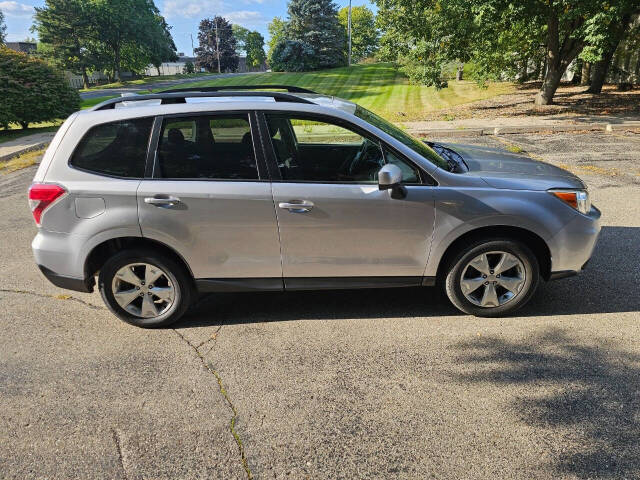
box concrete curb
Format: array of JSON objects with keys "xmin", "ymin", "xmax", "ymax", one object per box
[
  {"xmin": 408, "ymin": 122, "xmax": 640, "ymax": 138},
  {"xmin": 0, "ymin": 142, "xmax": 50, "ymax": 163}
]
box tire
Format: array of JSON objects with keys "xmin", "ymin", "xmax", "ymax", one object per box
[
  {"xmin": 444, "ymin": 238, "xmax": 540, "ymax": 317},
  {"xmin": 98, "ymin": 248, "xmax": 193, "ymax": 328}
]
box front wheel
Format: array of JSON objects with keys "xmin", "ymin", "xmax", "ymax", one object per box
[
  {"xmin": 445, "ymin": 239, "xmax": 540, "ymax": 317},
  {"xmin": 98, "ymin": 249, "xmax": 193, "ymax": 328}
]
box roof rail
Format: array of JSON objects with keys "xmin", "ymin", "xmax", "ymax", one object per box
[
  {"xmin": 90, "ymin": 91, "xmax": 315, "ymax": 111},
  {"xmin": 160, "ymin": 85, "xmax": 317, "ymax": 94}
]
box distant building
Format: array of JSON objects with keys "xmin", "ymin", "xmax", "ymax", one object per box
[
  {"xmin": 5, "ymin": 42, "xmax": 37, "ymax": 54},
  {"xmin": 144, "ymin": 52, "xmax": 267, "ymax": 77},
  {"xmin": 144, "ymin": 53, "xmax": 200, "ymax": 76}
]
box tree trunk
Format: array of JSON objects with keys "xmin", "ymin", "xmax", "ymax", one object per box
[
  {"xmin": 587, "ymin": 13, "xmax": 632, "ymax": 94},
  {"xmin": 535, "ymin": 62, "xmax": 564, "ymax": 105},
  {"xmin": 19, "ymin": 121, "xmax": 29, "ymax": 129},
  {"xmin": 535, "ymin": 11, "xmax": 584, "ymax": 105},
  {"xmin": 456, "ymin": 63, "xmax": 464, "ymax": 81},
  {"xmin": 81, "ymin": 67, "xmax": 89, "ymax": 90},
  {"xmin": 114, "ymin": 46, "xmax": 121, "ymax": 82},
  {"xmin": 581, "ymin": 62, "xmax": 591, "ymax": 85},
  {"xmin": 623, "ymin": 49, "xmax": 632, "ymax": 82},
  {"xmin": 572, "ymin": 59, "xmax": 583, "ymax": 84},
  {"xmin": 520, "ymin": 57, "xmax": 529, "ymax": 82}
]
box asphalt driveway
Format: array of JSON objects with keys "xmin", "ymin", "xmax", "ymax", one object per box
[{"xmin": 1, "ymin": 132, "xmax": 639, "ymax": 479}]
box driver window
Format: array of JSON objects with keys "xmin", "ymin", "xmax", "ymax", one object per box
[{"xmin": 265, "ymin": 114, "xmax": 384, "ymax": 183}]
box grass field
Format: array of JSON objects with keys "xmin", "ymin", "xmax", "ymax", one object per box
[
  {"xmin": 161, "ymin": 63, "xmax": 515, "ymax": 121},
  {"xmin": 1, "ymin": 63, "xmax": 514, "ymax": 140}
]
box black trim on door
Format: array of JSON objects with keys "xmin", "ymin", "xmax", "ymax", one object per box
[
  {"xmin": 194, "ymin": 276, "xmax": 437, "ymax": 292},
  {"xmin": 196, "ymin": 278, "xmax": 284, "ymax": 293},
  {"xmin": 146, "ymin": 116, "xmax": 163, "ymax": 178}
]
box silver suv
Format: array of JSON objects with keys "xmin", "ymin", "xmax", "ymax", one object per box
[{"xmin": 29, "ymin": 86, "xmax": 601, "ymax": 327}]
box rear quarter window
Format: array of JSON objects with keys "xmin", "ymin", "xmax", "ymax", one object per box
[{"xmin": 70, "ymin": 118, "xmax": 153, "ymax": 178}]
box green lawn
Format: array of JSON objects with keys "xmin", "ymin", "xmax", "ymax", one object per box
[
  {"xmin": 3, "ymin": 63, "xmax": 513, "ymax": 142},
  {"xmin": 160, "ymin": 63, "xmax": 514, "ymax": 121}
]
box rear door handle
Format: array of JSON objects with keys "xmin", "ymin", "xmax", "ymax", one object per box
[
  {"xmin": 278, "ymin": 200, "xmax": 314, "ymax": 213},
  {"xmin": 144, "ymin": 195, "xmax": 181, "ymax": 208}
]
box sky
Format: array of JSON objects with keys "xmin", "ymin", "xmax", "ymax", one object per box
[{"xmin": 1, "ymin": 0, "xmax": 375, "ymax": 56}]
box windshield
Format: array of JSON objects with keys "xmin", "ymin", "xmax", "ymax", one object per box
[{"xmin": 354, "ymin": 105, "xmax": 449, "ymax": 171}]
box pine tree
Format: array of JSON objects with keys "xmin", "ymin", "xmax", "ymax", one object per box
[{"xmin": 286, "ymin": 0, "xmax": 345, "ymax": 69}]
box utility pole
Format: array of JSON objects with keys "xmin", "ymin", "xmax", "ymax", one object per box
[
  {"xmin": 190, "ymin": 33, "xmax": 194, "ymax": 57},
  {"xmin": 214, "ymin": 17, "xmax": 221, "ymax": 74},
  {"xmin": 347, "ymin": 0, "xmax": 352, "ymax": 67}
]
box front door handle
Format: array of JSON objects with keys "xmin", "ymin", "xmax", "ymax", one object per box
[
  {"xmin": 278, "ymin": 200, "xmax": 314, "ymax": 213},
  {"xmin": 144, "ymin": 195, "xmax": 181, "ymax": 208}
]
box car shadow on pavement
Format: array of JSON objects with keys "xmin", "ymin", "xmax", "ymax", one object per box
[
  {"xmin": 451, "ymin": 327, "xmax": 640, "ymax": 478},
  {"xmin": 177, "ymin": 226, "xmax": 639, "ymax": 328}
]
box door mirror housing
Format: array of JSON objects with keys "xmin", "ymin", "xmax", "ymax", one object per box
[
  {"xmin": 378, "ymin": 164, "xmax": 407, "ymax": 200},
  {"xmin": 378, "ymin": 164, "xmax": 403, "ymax": 190}
]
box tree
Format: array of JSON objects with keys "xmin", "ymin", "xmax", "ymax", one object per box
[
  {"xmin": 270, "ymin": 39, "xmax": 317, "ymax": 72},
  {"xmin": 0, "ymin": 9, "xmax": 6, "ymax": 45},
  {"xmin": 146, "ymin": 15, "xmax": 178, "ymax": 75},
  {"xmin": 338, "ymin": 5, "xmax": 379, "ymax": 63},
  {"xmin": 286, "ymin": 0, "xmax": 345, "ymax": 68},
  {"xmin": 0, "ymin": 46, "xmax": 80, "ymax": 129},
  {"xmin": 267, "ymin": 17, "xmax": 288, "ymax": 64},
  {"xmin": 245, "ymin": 31, "xmax": 266, "ymax": 68},
  {"xmin": 34, "ymin": 0, "xmax": 97, "ymax": 89},
  {"xmin": 195, "ymin": 16, "xmax": 239, "ymax": 73},
  {"xmin": 232, "ymin": 24, "xmax": 251, "ymax": 54},
  {"xmin": 375, "ymin": 0, "xmax": 639, "ymax": 105},
  {"xmin": 581, "ymin": 5, "xmax": 640, "ymax": 94},
  {"xmin": 87, "ymin": 0, "xmax": 171, "ymax": 81}
]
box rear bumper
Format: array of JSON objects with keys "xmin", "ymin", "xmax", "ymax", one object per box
[{"xmin": 37, "ymin": 265, "xmax": 94, "ymax": 293}]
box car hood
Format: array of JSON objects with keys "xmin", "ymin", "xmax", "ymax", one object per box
[{"xmin": 445, "ymin": 143, "xmax": 586, "ymax": 191}]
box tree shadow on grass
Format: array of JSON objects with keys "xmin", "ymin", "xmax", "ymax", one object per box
[{"xmin": 452, "ymin": 328, "xmax": 640, "ymax": 478}]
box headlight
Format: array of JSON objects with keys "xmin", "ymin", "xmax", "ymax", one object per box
[{"xmin": 549, "ymin": 189, "xmax": 591, "ymax": 214}]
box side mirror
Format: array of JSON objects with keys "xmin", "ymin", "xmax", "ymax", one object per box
[
  {"xmin": 378, "ymin": 164, "xmax": 407, "ymax": 199},
  {"xmin": 378, "ymin": 164, "xmax": 403, "ymax": 190}
]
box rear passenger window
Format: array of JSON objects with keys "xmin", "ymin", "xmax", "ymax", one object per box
[
  {"xmin": 70, "ymin": 118, "xmax": 153, "ymax": 178},
  {"xmin": 157, "ymin": 114, "xmax": 258, "ymax": 180}
]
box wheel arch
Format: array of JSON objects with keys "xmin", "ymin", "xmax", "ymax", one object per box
[
  {"xmin": 435, "ymin": 225, "xmax": 552, "ymax": 282},
  {"xmin": 85, "ymin": 237, "xmax": 195, "ymax": 284}
]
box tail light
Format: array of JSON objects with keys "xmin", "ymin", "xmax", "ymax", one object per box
[{"xmin": 28, "ymin": 183, "xmax": 66, "ymax": 226}]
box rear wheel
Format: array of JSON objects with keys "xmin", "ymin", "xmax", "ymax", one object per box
[
  {"xmin": 445, "ymin": 239, "xmax": 540, "ymax": 317},
  {"xmin": 98, "ymin": 249, "xmax": 192, "ymax": 328}
]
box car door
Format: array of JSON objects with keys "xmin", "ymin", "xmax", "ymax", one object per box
[
  {"xmin": 137, "ymin": 112, "xmax": 282, "ymax": 287},
  {"xmin": 259, "ymin": 112, "xmax": 436, "ymax": 287}
]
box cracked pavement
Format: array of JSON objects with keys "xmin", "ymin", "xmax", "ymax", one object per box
[{"xmin": 1, "ymin": 132, "xmax": 640, "ymax": 479}]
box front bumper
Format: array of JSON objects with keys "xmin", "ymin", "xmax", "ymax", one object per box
[{"xmin": 548, "ymin": 205, "xmax": 601, "ymax": 279}]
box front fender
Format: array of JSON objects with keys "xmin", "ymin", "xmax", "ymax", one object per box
[{"xmin": 424, "ymin": 187, "xmax": 572, "ymax": 277}]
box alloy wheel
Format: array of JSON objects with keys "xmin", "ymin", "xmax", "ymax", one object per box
[
  {"xmin": 460, "ymin": 251, "xmax": 526, "ymax": 308},
  {"xmin": 111, "ymin": 263, "xmax": 175, "ymax": 318}
]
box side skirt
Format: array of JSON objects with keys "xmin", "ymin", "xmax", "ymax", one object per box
[{"xmin": 195, "ymin": 276, "xmax": 437, "ymax": 293}]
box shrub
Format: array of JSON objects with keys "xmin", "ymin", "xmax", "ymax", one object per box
[
  {"xmin": 183, "ymin": 61, "xmax": 195, "ymax": 74},
  {"xmin": 269, "ymin": 40, "xmax": 318, "ymax": 72},
  {"xmin": 0, "ymin": 46, "xmax": 80, "ymax": 129}
]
